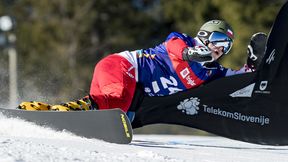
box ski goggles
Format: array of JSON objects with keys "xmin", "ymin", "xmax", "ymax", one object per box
[{"xmin": 208, "ymin": 32, "xmax": 233, "ymax": 54}]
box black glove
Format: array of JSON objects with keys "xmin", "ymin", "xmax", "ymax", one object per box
[
  {"xmin": 182, "ymin": 46, "xmax": 213, "ymax": 63},
  {"xmin": 247, "ymin": 32, "xmax": 267, "ymax": 70}
]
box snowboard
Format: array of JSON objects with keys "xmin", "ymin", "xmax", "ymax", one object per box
[{"xmin": 0, "ymin": 108, "xmax": 133, "ymax": 144}]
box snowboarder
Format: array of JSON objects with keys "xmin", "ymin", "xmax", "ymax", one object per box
[{"xmin": 19, "ymin": 20, "xmax": 266, "ymax": 115}]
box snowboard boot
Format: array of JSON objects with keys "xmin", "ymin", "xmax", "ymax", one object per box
[
  {"xmin": 18, "ymin": 101, "xmax": 51, "ymax": 111},
  {"xmin": 247, "ymin": 32, "xmax": 268, "ymax": 71},
  {"xmin": 51, "ymin": 95, "xmax": 98, "ymax": 111}
]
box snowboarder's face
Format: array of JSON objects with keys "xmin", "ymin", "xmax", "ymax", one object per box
[{"xmin": 207, "ymin": 43, "xmax": 224, "ymax": 60}]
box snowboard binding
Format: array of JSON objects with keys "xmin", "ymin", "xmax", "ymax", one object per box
[
  {"xmin": 18, "ymin": 101, "xmax": 51, "ymax": 111},
  {"xmin": 18, "ymin": 96, "xmax": 97, "ymax": 111}
]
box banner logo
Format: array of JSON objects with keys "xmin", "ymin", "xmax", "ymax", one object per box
[
  {"xmin": 266, "ymin": 49, "xmax": 275, "ymax": 64},
  {"xmin": 254, "ymin": 80, "xmax": 270, "ymax": 94},
  {"xmin": 177, "ymin": 97, "xmax": 270, "ymax": 126},
  {"xmin": 177, "ymin": 97, "xmax": 200, "ymax": 115},
  {"xmin": 259, "ymin": 81, "xmax": 268, "ymax": 91},
  {"xmin": 230, "ymin": 83, "xmax": 255, "ymax": 97}
]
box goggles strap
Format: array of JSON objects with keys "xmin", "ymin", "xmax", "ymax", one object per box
[{"xmin": 198, "ymin": 37, "xmax": 210, "ymax": 46}]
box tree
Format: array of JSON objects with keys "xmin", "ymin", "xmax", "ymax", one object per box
[
  {"xmin": 160, "ymin": 0, "xmax": 282, "ymax": 68},
  {"xmin": 10, "ymin": 0, "xmax": 160, "ymax": 103}
]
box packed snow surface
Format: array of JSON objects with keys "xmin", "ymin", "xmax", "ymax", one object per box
[{"xmin": 1, "ymin": 113, "xmax": 288, "ymax": 162}]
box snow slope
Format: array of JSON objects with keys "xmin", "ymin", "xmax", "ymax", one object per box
[{"xmin": 1, "ymin": 113, "xmax": 288, "ymax": 162}]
